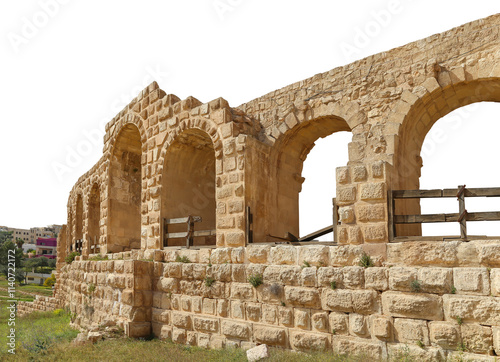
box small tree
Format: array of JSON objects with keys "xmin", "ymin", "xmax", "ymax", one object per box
[
  {"xmin": 44, "ymin": 274, "xmax": 56, "ymax": 287},
  {"xmin": 0, "ymin": 241, "xmax": 24, "ymax": 277}
]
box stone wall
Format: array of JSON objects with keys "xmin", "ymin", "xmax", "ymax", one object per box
[
  {"xmin": 49, "ymin": 242, "xmax": 499, "ymax": 360},
  {"xmin": 41, "ymin": 13, "xmax": 500, "ymax": 361}
]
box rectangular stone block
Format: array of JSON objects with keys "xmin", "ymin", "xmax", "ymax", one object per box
[
  {"xmin": 365, "ymin": 268, "xmax": 388, "ymax": 291},
  {"xmin": 284, "ymin": 286, "xmax": 321, "ymax": 308},
  {"xmin": 394, "ymin": 318, "xmax": 429, "ymax": 345},
  {"xmin": 193, "ymin": 316, "xmax": 219, "ymax": 333},
  {"xmin": 418, "ymin": 268, "xmax": 453, "ymax": 294},
  {"xmin": 461, "ymin": 324, "xmax": 493, "ymax": 354},
  {"xmin": 453, "ymin": 267, "xmax": 490, "ymax": 295},
  {"xmin": 270, "ymin": 245, "xmax": 297, "ymax": 265},
  {"xmin": 382, "ymin": 291, "xmax": 443, "ymax": 320},
  {"xmin": 221, "ymin": 320, "xmax": 251, "ymax": 340},
  {"xmin": 253, "ymin": 324, "xmax": 287, "ymax": 346},
  {"xmin": 322, "ymin": 289, "xmax": 379, "ymax": 314},
  {"xmin": 290, "ymin": 330, "xmax": 330, "ymax": 352},
  {"xmin": 429, "ymin": 321, "xmax": 460, "ymax": 350},
  {"xmin": 332, "ymin": 336, "xmax": 382, "ymax": 360},
  {"xmin": 443, "ymin": 295, "xmax": 500, "ymax": 325},
  {"xmin": 389, "ymin": 267, "xmax": 418, "ymax": 292}
]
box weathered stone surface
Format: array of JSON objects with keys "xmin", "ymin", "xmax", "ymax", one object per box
[
  {"xmin": 298, "ymin": 245, "xmax": 329, "ymax": 267},
  {"xmin": 290, "ymin": 331, "xmax": 330, "ymax": 351},
  {"xmin": 371, "ymin": 315, "xmax": 392, "ymax": 340},
  {"xmin": 246, "ymin": 344, "xmax": 269, "ymax": 362},
  {"xmin": 418, "ymin": 268, "xmax": 453, "ymax": 294},
  {"xmin": 387, "ymin": 344, "xmax": 444, "ymax": 362},
  {"xmin": 322, "ymin": 289, "xmax": 379, "ymax": 314},
  {"xmin": 461, "ymin": 324, "xmax": 493, "ymax": 355},
  {"xmin": 332, "ymin": 336, "xmax": 383, "ymax": 360},
  {"xmin": 443, "ymin": 295, "xmax": 500, "ymax": 325},
  {"xmin": 429, "ymin": 321, "xmax": 460, "ymax": 350},
  {"xmin": 387, "ymin": 241, "xmax": 459, "ymax": 266},
  {"xmin": 394, "ymin": 318, "xmax": 429, "ymax": 345},
  {"xmin": 284, "ymin": 286, "xmax": 320, "ymax": 308},
  {"xmin": 193, "ymin": 316, "xmax": 219, "ymax": 333},
  {"xmin": 247, "ymin": 245, "xmax": 271, "ymax": 264},
  {"xmin": 349, "ymin": 313, "xmax": 368, "ymax": 337},
  {"xmin": 382, "ymin": 292, "xmax": 443, "ymax": 320},
  {"xmin": 317, "ymin": 267, "xmax": 343, "ymax": 288},
  {"xmin": 388, "ymin": 267, "xmax": 418, "ymax": 292},
  {"xmin": 453, "ymin": 267, "xmax": 490, "ymax": 295},
  {"xmin": 329, "ymin": 311, "xmax": 349, "ymax": 335},
  {"xmin": 365, "ymin": 267, "xmax": 388, "ymax": 291},
  {"xmin": 270, "ymin": 245, "xmax": 297, "ymax": 265},
  {"xmin": 253, "ymin": 325, "xmax": 286, "ymax": 346},
  {"xmin": 221, "ymin": 320, "xmax": 251, "ymax": 340},
  {"xmin": 342, "ymin": 266, "xmax": 364, "ymax": 289}
]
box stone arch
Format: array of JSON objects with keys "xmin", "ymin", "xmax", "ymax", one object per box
[
  {"xmin": 161, "ymin": 127, "xmax": 217, "ymax": 247},
  {"xmin": 105, "ymin": 113, "xmax": 147, "ymax": 155},
  {"xmin": 88, "ymin": 182, "xmax": 101, "ymax": 253},
  {"xmin": 264, "ymin": 115, "xmax": 352, "ymax": 240},
  {"xmin": 108, "ymin": 123, "xmax": 143, "ymax": 253},
  {"xmin": 393, "ymin": 76, "xmax": 500, "ymax": 236}
]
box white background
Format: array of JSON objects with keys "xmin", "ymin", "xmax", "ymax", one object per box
[{"xmin": 0, "ymin": 0, "xmax": 499, "ymax": 237}]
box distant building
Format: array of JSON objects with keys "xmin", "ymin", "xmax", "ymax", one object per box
[
  {"xmin": 35, "ymin": 237, "xmax": 57, "ymax": 259},
  {"xmin": 0, "ymin": 224, "xmax": 63, "ymax": 245},
  {"xmin": 22, "ymin": 243, "xmax": 37, "ymax": 254}
]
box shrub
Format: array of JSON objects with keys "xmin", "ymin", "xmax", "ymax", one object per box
[
  {"xmin": 248, "ymin": 273, "xmax": 263, "ymax": 288},
  {"xmin": 302, "ymin": 260, "xmax": 311, "ymax": 268},
  {"xmin": 358, "ymin": 252, "xmax": 374, "ymax": 268},
  {"xmin": 88, "ymin": 283, "xmax": 96, "ymax": 294},
  {"xmin": 410, "ymin": 279, "xmax": 421, "ymax": 292},
  {"xmin": 65, "ymin": 251, "xmax": 80, "ymax": 264},
  {"xmin": 456, "ymin": 316, "xmax": 463, "ymax": 325},
  {"xmin": 43, "ymin": 274, "xmax": 56, "ymax": 287},
  {"xmin": 89, "ymin": 254, "xmax": 108, "ymax": 261},
  {"xmin": 330, "ymin": 281, "xmax": 337, "ymax": 290},
  {"xmin": 175, "ymin": 255, "xmax": 190, "ymax": 263},
  {"xmin": 205, "ymin": 276, "xmax": 215, "ymax": 287}
]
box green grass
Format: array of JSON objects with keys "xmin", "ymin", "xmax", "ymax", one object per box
[{"xmin": 0, "ymin": 277, "xmax": 53, "ymax": 298}]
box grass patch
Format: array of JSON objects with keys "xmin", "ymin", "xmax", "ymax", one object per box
[
  {"xmin": 0, "ymin": 277, "xmax": 53, "ymax": 298},
  {"xmin": 247, "ymin": 273, "xmax": 263, "ymax": 288},
  {"xmin": 358, "ymin": 253, "xmax": 374, "ymax": 268},
  {"xmin": 175, "ymin": 256, "xmax": 191, "ymax": 263}
]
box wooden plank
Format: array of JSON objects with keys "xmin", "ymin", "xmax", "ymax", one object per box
[
  {"xmin": 394, "ymin": 211, "xmax": 500, "ymax": 224},
  {"xmin": 165, "ymin": 216, "xmax": 202, "ymax": 225},
  {"xmin": 192, "ymin": 230, "xmax": 217, "ymax": 237},
  {"xmin": 387, "ymin": 191, "xmax": 394, "ymax": 241},
  {"xmin": 458, "ymin": 185, "xmax": 467, "ymax": 239},
  {"xmin": 393, "ymin": 189, "xmax": 443, "ymax": 199},
  {"xmin": 246, "ymin": 206, "xmax": 252, "ymax": 245},
  {"xmin": 299, "ymin": 225, "xmax": 334, "ymax": 242},
  {"xmin": 393, "ymin": 187, "xmax": 500, "ymax": 199},
  {"xmin": 466, "ymin": 211, "xmax": 500, "ymax": 221},
  {"xmin": 165, "ymin": 232, "xmax": 188, "ymax": 239}
]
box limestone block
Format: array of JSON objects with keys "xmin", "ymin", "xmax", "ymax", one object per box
[
  {"xmin": 362, "ymin": 224, "xmax": 387, "ymax": 243},
  {"xmin": 359, "ymin": 182, "xmax": 385, "ymax": 201},
  {"xmin": 253, "ymin": 324, "xmax": 286, "ymax": 346},
  {"xmin": 388, "ymin": 267, "xmax": 418, "ymax": 292},
  {"xmin": 491, "ymin": 269, "xmax": 500, "ymax": 296},
  {"xmin": 156, "ymin": 278, "xmax": 178, "ymax": 294},
  {"xmin": 262, "ymin": 304, "xmax": 277, "ymax": 325},
  {"xmin": 322, "ymin": 289, "xmax": 379, "ymax": 314},
  {"xmin": 298, "ymin": 245, "xmax": 329, "ymax": 267},
  {"xmin": 294, "ymin": 308, "xmax": 310, "ymax": 330},
  {"xmin": 382, "ymin": 292, "xmax": 443, "ymax": 320},
  {"xmin": 209, "ymin": 334, "xmax": 226, "ymax": 349},
  {"xmin": 371, "ymin": 315, "xmax": 392, "ymax": 340},
  {"xmin": 342, "ymin": 266, "xmax": 364, "ymax": 289},
  {"xmin": 231, "ymin": 264, "xmax": 247, "ymax": 283},
  {"xmin": 300, "ymin": 267, "xmax": 317, "ymax": 287},
  {"xmin": 289, "ymin": 330, "xmax": 330, "ymax": 351},
  {"xmin": 245, "ymin": 302, "xmax": 261, "ymax": 322},
  {"xmin": 230, "ymin": 247, "xmax": 245, "ymax": 264},
  {"xmin": 336, "ymin": 167, "xmax": 350, "ymax": 185},
  {"xmin": 387, "ymin": 241, "xmax": 459, "ymax": 267},
  {"xmin": 339, "ymin": 206, "xmax": 355, "ymax": 224},
  {"xmin": 231, "ymin": 300, "xmax": 245, "ymax": 320},
  {"xmin": 349, "ymin": 313, "xmax": 368, "ymax": 337},
  {"xmin": 210, "ymin": 248, "xmax": 231, "ymax": 264},
  {"xmin": 217, "ymin": 299, "xmax": 229, "ymax": 317},
  {"xmin": 394, "ymin": 318, "xmax": 429, "ymax": 345},
  {"xmin": 311, "ymin": 311, "xmax": 329, "ymax": 332},
  {"xmin": 257, "ymin": 283, "xmax": 283, "ymax": 304},
  {"xmin": 443, "ymin": 294, "xmax": 500, "ymax": 325},
  {"xmin": 284, "ymin": 286, "xmax": 321, "ymax": 308},
  {"xmin": 171, "ymin": 312, "xmax": 192, "ymax": 330},
  {"xmin": 270, "ymin": 245, "xmax": 297, "ymax": 265},
  {"xmin": 493, "ymin": 326, "xmax": 500, "ymax": 356},
  {"xmin": 365, "ymin": 268, "xmax": 388, "ymax": 291},
  {"xmin": 418, "ymin": 268, "xmax": 453, "ymax": 294},
  {"xmin": 230, "ymin": 283, "xmax": 256, "ymax": 301},
  {"xmin": 332, "ymin": 336, "xmax": 383, "ymax": 360},
  {"xmin": 476, "ymin": 243, "xmax": 500, "ymax": 267},
  {"xmin": 329, "ymin": 312, "xmax": 349, "ymax": 335},
  {"xmin": 193, "ymin": 316, "xmax": 219, "ymax": 333},
  {"xmin": 278, "ymin": 306, "xmax": 294, "ymax": 327},
  {"xmin": 330, "ymin": 245, "xmax": 364, "ymax": 266},
  {"xmin": 263, "ymin": 266, "xmax": 281, "ymax": 284},
  {"xmin": 352, "ymin": 165, "xmax": 367, "ymax": 182},
  {"xmin": 164, "ymin": 263, "xmax": 182, "ymax": 278},
  {"xmin": 197, "ymin": 333, "xmax": 210, "ymax": 349},
  {"xmin": 453, "ymin": 268, "xmax": 490, "ymax": 295},
  {"xmin": 279, "ymin": 266, "xmax": 302, "ymax": 286},
  {"xmin": 212, "ymin": 264, "xmax": 232, "ymax": 282},
  {"xmin": 387, "ymin": 343, "xmax": 444, "ymax": 362},
  {"xmin": 356, "ymin": 204, "xmax": 386, "ymax": 222},
  {"xmin": 461, "ymin": 324, "xmax": 493, "ymax": 355},
  {"xmin": 247, "ymin": 245, "xmax": 271, "ymax": 264},
  {"xmin": 429, "ymin": 321, "xmax": 460, "ymax": 350},
  {"xmin": 246, "ymin": 344, "xmax": 269, "ymax": 362},
  {"xmin": 336, "ymin": 186, "xmax": 357, "ymax": 204},
  {"xmin": 317, "ymin": 267, "xmax": 344, "ymax": 288},
  {"xmin": 221, "ymin": 320, "xmax": 251, "ymax": 340},
  {"xmin": 202, "ymin": 298, "xmax": 216, "ymax": 315}
]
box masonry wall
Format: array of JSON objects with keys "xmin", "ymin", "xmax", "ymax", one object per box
[{"xmin": 30, "ymin": 12, "xmax": 500, "ymax": 361}]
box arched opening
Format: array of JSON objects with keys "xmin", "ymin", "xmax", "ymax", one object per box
[
  {"xmin": 161, "ymin": 129, "xmax": 216, "ymax": 247},
  {"xmin": 268, "ymin": 116, "xmax": 351, "ymax": 241},
  {"xmin": 300, "ymin": 132, "xmax": 351, "ymax": 241},
  {"xmin": 88, "ymin": 183, "xmax": 101, "ymax": 253},
  {"xmin": 395, "ymin": 78, "xmax": 500, "ymax": 237},
  {"xmin": 75, "ymin": 194, "xmax": 83, "ymax": 241},
  {"xmin": 109, "ymin": 124, "xmax": 142, "ymax": 252}
]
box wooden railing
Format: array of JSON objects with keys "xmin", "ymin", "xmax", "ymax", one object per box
[
  {"xmin": 389, "ymin": 185, "xmax": 500, "ymax": 241},
  {"xmin": 163, "ymin": 216, "xmax": 216, "ymax": 248}
]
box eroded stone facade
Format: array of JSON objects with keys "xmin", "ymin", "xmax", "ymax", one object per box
[{"xmin": 20, "ymin": 14, "xmax": 500, "ymax": 361}]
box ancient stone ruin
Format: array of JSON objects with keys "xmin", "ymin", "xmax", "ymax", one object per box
[{"xmin": 19, "ymin": 14, "xmax": 500, "ymax": 361}]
